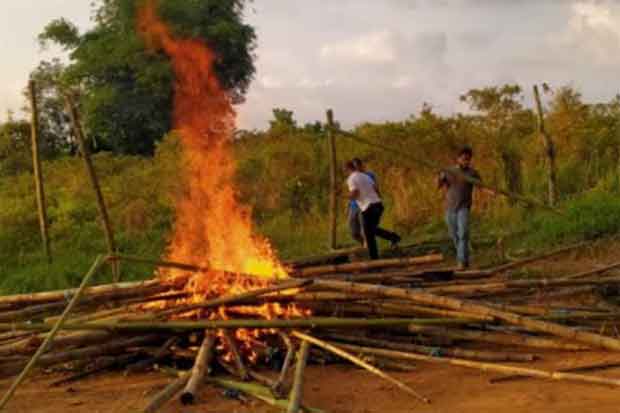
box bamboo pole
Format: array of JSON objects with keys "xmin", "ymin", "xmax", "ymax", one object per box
[
  {"xmin": 287, "ymin": 340, "xmax": 310, "ymax": 413},
  {"xmin": 406, "ymin": 325, "xmax": 589, "ymax": 351},
  {"xmin": 484, "ymin": 241, "xmax": 588, "ymax": 275},
  {"xmin": 424, "ymin": 276, "xmax": 620, "ymax": 295},
  {"xmin": 313, "ymin": 280, "xmax": 620, "ymax": 351},
  {"xmin": 326, "ymin": 109, "xmax": 337, "ymax": 250},
  {"xmin": 533, "ymin": 84, "xmax": 558, "ymax": 206},
  {"xmin": 180, "ymin": 332, "xmax": 215, "ymax": 405},
  {"xmin": 1, "ymin": 335, "xmax": 159, "ymax": 377},
  {"xmin": 325, "ymin": 333, "xmax": 535, "ymax": 362},
  {"xmin": 144, "ymin": 372, "xmax": 190, "ymax": 413},
  {"xmin": 126, "ymin": 337, "xmax": 178, "ymax": 374},
  {"xmin": 294, "ymin": 254, "xmax": 443, "ymax": 277},
  {"xmin": 292, "ymin": 331, "xmax": 429, "ymax": 403},
  {"xmin": 64, "ymin": 94, "xmax": 118, "ymax": 281},
  {"xmin": 334, "ymin": 342, "xmax": 620, "ymax": 387},
  {"xmin": 28, "ymin": 80, "xmax": 51, "ymax": 263},
  {"xmin": 0, "ymin": 278, "xmax": 165, "ymax": 308},
  {"xmin": 490, "ymin": 361, "xmax": 620, "ymax": 384},
  {"xmin": 0, "ymin": 317, "xmax": 487, "ymax": 334},
  {"xmin": 335, "ymin": 128, "xmax": 562, "ymax": 214},
  {"xmin": 0, "ymin": 255, "xmax": 106, "ymax": 410},
  {"xmin": 562, "ymin": 261, "xmax": 620, "ymax": 280}
]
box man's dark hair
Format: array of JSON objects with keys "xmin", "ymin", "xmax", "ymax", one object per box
[
  {"xmin": 345, "ymin": 160, "xmax": 357, "ymax": 171},
  {"xmin": 352, "ymin": 158, "xmax": 363, "ymax": 169},
  {"xmin": 458, "ymin": 145, "xmax": 473, "ymax": 157}
]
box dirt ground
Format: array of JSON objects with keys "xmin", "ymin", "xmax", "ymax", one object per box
[{"xmin": 3, "ymin": 240, "xmax": 620, "ymax": 412}]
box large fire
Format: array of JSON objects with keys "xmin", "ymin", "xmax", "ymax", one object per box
[{"xmin": 137, "ymin": 1, "xmax": 288, "ymax": 296}]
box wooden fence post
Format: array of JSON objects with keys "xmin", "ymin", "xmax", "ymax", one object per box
[
  {"xmin": 28, "ymin": 80, "xmax": 51, "ymax": 263},
  {"xmin": 326, "ymin": 109, "xmax": 338, "ymax": 250},
  {"xmin": 533, "ymin": 84, "xmax": 558, "ymax": 206},
  {"xmin": 64, "ymin": 93, "xmax": 119, "ymax": 281}
]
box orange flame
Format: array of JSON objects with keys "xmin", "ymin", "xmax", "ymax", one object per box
[{"xmin": 137, "ymin": 1, "xmax": 288, "ymax": 298}]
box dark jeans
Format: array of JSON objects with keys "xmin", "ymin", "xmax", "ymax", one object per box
[{"xmin": 361, "ymin": 202, "xmax": 400, "ymax": 259}]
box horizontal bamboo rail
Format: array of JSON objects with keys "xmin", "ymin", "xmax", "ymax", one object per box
[{"xmin": 293, "ymin": 254, "xmax": 443, "ymax": 277}]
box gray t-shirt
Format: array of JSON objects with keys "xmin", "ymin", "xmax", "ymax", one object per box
[{"xmin": 439, "ymin": 166, "xmax": 481, "ymax": 211}]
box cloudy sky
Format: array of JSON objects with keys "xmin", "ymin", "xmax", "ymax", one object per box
[{"xmin": 1, "ymin": 0, "xmax": 620, "ymax": 129}]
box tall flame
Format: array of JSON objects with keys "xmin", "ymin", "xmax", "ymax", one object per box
[{"xmin": 137, "ymin": 1, "xmax": 287, "ymax": 295}]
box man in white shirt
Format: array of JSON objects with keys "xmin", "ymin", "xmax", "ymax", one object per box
[{"xmin": 346, "ymin": 160, "xmax": 401, "ymax": 259}]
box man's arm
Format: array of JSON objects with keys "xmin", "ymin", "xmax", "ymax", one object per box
[
  {"xmin": 349, "ymin": 188, "xmax": 360, "ymax": 200},
  {"xmin": 437, "ymin": 171, "xmax": 449, "ymax": 190}
]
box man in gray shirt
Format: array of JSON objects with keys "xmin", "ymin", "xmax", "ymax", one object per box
[{"xmin": 438, "ymin": 146, "xmax": 481, "ymax": 270}]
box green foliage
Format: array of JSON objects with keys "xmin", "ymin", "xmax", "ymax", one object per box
[
  {"xmin": 0, "ymin": 115, "xmax": 32, "ymax": 176},
  {"xmin": 38, "ymin": 0, "xmax": 256, "ymax": 155}
]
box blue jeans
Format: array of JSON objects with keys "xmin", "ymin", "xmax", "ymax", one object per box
[{"xmin": 446, "ymin": 208, "xmax": 470, "ymax": 266}]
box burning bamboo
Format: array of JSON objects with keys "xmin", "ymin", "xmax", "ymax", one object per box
[
  {"xmin": 222, "ymin": 330, "xmax": 249, "ymax": 380},
  {"xmin": 180, "ymin": 331, "xmax": 215, "ymax": 405}
]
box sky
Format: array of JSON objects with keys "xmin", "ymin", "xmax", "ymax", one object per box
[{"xmin": 1, "ymin": 0, "xmax": 620, "ymax": 130}]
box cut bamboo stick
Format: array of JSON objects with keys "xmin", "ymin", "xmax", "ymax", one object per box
[
  {"xmin": 314, "ymin": 280, "xmax": 620, "ymax": 351},
  {"xmin": 273, "ymin": 332, "xmax": 295, "ymax": 397},
  {"xmin": 294, "ymin": 254, "xmax": 444, "ymax": 277},
  {"xmin": 334, "ymin": 342, "xmax": 620, "ymax": 387},
  {"xmin": 292, "ymin": 330, "xmax": 429, "ymax": 404},
  {"xmin": 180, "ymin": 332, "xmax": 215, "ymax": 405},
  {"xmin": 485, "ymin": 242, "xmax": 587, "ymax": 275},
  {"xmin": 287, "ymin": 340, "xmax": 310, "ymax": 413}
]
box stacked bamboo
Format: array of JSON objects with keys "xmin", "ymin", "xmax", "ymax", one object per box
[{"xmin": 1, "ymin": 244, "xmax": 620, "ymax": 412}]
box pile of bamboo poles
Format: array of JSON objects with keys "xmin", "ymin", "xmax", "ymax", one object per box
[{"xmin": 1, "ymin": 245, "xmax": 620, "ymax": 412}]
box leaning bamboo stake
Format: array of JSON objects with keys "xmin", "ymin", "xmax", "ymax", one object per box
[
  {"xmin": 334, "ymin": 342, "xmax": 620, "ymax": 387},
  {"xmin": 64, "ymin": 94, "xmax": 118, "ymax": 281},
  {"xmin": 292, "ymin": 330, "xmax": 429, "ymax": 404},
  {"xmin": 314, "ymin": 280, "xmax": 620, "ymax": 351},
  {"xmin": 28, "ymin": 80, "xmax": 51, "ymax": 263},
  {"xmin": 287, "ymin": 340, "xmax": 311, "ymax": 413},
  {"xmin": 294, "ymin": 254, "xmax": 444, "ymax": 277},
  {"xmin": 0, "ymin": 255, "xmax": 106, "ymax": 410},
  {"xmin": 180, "ymin": 331, "xmax": 215, "ymax": 405}
]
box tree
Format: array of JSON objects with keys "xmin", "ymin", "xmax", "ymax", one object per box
[
  {"xmin": 268, "ymin": 108, "xmax": 297, "ymax": 137},
  {"xmin": 460, "ymin": 85, "xmax": 534, "ymax": 197},
  {"xmin": 0, "ymin": 113, "xmax": 32, "ymax": 176},
  {"xmin": 39, "ymin": 0, "xmax": 256, "ymax": 155}
]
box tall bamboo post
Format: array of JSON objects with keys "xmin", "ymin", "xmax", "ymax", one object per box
[
  {"xmin": 533, "ymin": 84, "xmax": 558, "ymax": 206},
  {"xmin": 64, "ymin": 93, "xmax": 119, "ymax": 281},
  {"xmin": 28, "ymin": 80, "xmax": 51, "ymax": 263},
  {"xmin": 326, "ymin": 109, "xmax": 338, "ymax": 250}
]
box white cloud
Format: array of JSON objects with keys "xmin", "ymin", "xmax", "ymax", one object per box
[{"xmin": 319, "ymin": 30, "xmax": 400, "ymax": 63}]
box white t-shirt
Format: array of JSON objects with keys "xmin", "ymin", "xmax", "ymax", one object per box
[{"xmin": 347, "ymin": 171, "xmax": 381, "ymax": 212}]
